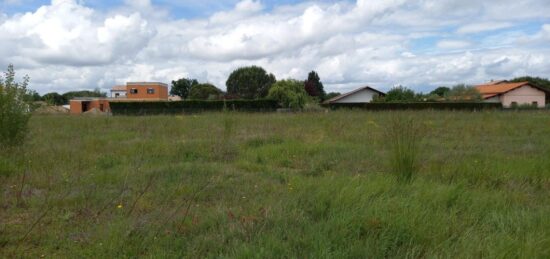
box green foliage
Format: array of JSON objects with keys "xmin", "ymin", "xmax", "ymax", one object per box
[
  {"xmin": 510, "ymin": 76, "xmax": 550, "ymax": 91},
  {"xmin": 381, "ymin": 86, "xmax": 418, "ymax": 102},
  {"xmin": 304, "ymin": 71, "xmax": 326, "ymax": 101},
  {"xmin": 188, "ymin": 83, "xmax": 223, "ymax": 100},
  {"xmin": 2, "ymin": 112, "xmax": 550, "ymax": 257},
  {"xmin": 325, "ymin": 92, "xmax": 341, "ymax": 100},
  {"xmin": 171, "ymin": 78, "xmax": 199, "ymax": 99},
  {"xmin": 324, "ymin": 102, "xmax": 502, "ymax": 110},
  {"xmin": 42, "ymin": 92, "xmax": 67, "ymax": 105},
  {"xmin": 226, "ymin": 66, "xmax": 276, "ymax": 99},
  {"xmin": 446, "ymin": 84, "xmax": 481, "ymax": 102},
  {"xmin": 62, "ymin": 89, "xmax": 106, "ymax": 102},
  {"xmin": 267, "ymin": 79, "xmax": 307, "ymax": 109},
  {"xmin": 110, "ymin": 99, "xmax": 280, "ymax": 115},
  {"xmin": 429, "ymin": 86, "xmax": 450, "ymax": 97},
  {"xmin": 0, "ymin": 64, "xmax": 31, "ymax": 147},
  {"xmin": 384, "ymin": 115, "xmax": 424, "ymax": 182}
]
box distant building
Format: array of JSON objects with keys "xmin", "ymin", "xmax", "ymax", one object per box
[
  {"xmin": 70, "ymin": 82, "xmax": 169, "ymax": 114},
  {"xmin": 323, "ymin": 86, "xmax": 386, "ymax": 104},
  {"xmin": 475, "ymin": 81, "xmax": 549, "ymax": 108},
  {"xmin": 111, "ymin": 85, "xmax": 127, "ymax": 98}
]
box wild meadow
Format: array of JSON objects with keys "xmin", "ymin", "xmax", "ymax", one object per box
[{"xmin": 1, "ymin": 111, "xmax": 549, "ymax": 258}]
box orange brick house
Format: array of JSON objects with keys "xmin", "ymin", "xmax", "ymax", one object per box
[{"xmin": 70, "ymin": 82, "xmax": 169, "ymax": 114}]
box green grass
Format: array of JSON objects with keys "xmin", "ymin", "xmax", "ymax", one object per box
[{"xmin": 1, "ymin": 111, "xmax": 550, "ymax": 258}]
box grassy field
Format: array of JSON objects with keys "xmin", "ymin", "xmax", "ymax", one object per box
[{"xmin": 1, "ymin": 111, "xmax": 550, "ymax": 258}]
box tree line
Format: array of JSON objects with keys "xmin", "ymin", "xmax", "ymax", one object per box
[{"xmin": 170, "ymin": 66, "xmax": 341, "ymax": 109}]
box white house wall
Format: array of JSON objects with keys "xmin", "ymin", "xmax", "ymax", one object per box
[{"xmin": 333, "ymin": 89, "xmax": 377, "ymax": 103}]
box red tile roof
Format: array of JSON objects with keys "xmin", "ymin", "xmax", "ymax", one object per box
[{"xmin": 475, "ymin": 81, "xmax": 531, "ymax": 99}]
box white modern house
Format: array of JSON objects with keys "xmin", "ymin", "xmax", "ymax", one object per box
[{"xmin": 324, "ymin": 86, "xmax": 386, "ymax": 104}]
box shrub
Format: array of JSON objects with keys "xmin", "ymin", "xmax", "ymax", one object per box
[
  {"xmin": 188, "ymin": 83, "xmax": 223, "ymax": 100},
  {"xmin": 384, "ymin": 115, "xmax": 424, "ymax": 182},
  {"xmin": 268, "ymin": 79, "xmax": 307, "ymax": 109},
  {"xmin": 0, "ymin": 65, "xmax": 31, "ymax": 148}
]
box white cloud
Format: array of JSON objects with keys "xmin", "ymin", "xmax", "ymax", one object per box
[
  {"xmin": 457, "ymin": 22, "xmax": 513, "ymax": 34},
  {"xmin": 1, "ymin": 0, "xmax": 550, "ymax": 94},
  {"xmin": 436, "ymin": 40, "xmax": 472, "ymax": 49}
]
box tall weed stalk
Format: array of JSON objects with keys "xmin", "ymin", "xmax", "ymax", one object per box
[{"xmin": 384, "ymin": 114, "xmax": 425, "ymax": 182}]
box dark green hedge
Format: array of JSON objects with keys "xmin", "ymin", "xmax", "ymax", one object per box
[
  {"xmin": 110, "ymin": 99, "xmax": 280, "ymax": 115},
  {"xmin": 323, "ymin": 102, "xmax": 503, "ymax": 110}
]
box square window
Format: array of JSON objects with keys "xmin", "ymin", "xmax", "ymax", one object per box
[
  {"xmin": 147, "ymin": 88, "xmax": 155, "ymax": 94},
  {"xmin": 130, "ymin": 88, "xmax": 138, "ymax": 94}
]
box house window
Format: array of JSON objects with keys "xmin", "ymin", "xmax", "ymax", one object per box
[
  {"xmin": 115, "ymin": 93, "xmax": 120, "ymax": 98},
  {"xmin": 130, "ymin": 88, "xmax": 138, "ymax": 94},
  {"xmin": 147, "ymin": 88, "xmax": 155, "ymax": 94},
  {"xmin": 532, "ymin": 101, "xmax": 538, "ymax": 107},
  {"xmin": 511, "ymin": 102, "xmax": 518, "ymax": 108}
]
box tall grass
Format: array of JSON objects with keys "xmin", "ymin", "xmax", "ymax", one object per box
[
  {"xmin": 384, "ymin": 114, "xmax": 425, "ymax": 182},
  {"xmin": 1, "ymin": 111, "xmax": 549, "ymax": 257}
]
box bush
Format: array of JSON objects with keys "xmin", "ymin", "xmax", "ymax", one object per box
[
  {"xmin": 323, "ymin": 102, "xmax": 502, "ymax": 110},
  {"xmin": 0, "ymin": 65, "xmax": 31, "ymax": 148},
  {"xmin": 268, "ymin": 79, "xmax": 307, "ymax": 109},
  {"xmin": 188, "ymin": 83, "xmax": 223, "ymax": 100},
  {"xmin": 110, "ymin": 99, "xmax": 280, "ymax": 115}
]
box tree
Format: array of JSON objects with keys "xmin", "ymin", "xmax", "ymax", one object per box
[
  {"xmin": 226, "ymin": 66, "xmax": 276, "ymax": 99},
  {"xmin": 171, "ymin": 78, "xmax": 199, "ymax": 99},
  {"xmin": 446, "ymin": 84, "xmax": 481, "ymax": 102},
  {"xmin": 62, "ymin": 90, "xmax": 106, "ymax": 102},
  {"xmin": 325, "ymin": 92, "xmax": 341, "ymax": 100},
  {"xmin": 430, "ymin": 87, "xmax": 451, "ymax": 97},
  {"xmin": 510, "ymin": 76, "xmax": 550, "ymax": 91},
  {"xmin": 304, "ymin": 71, "xmax": 326, "ymax": 101},
  {"xmin": 43, "ymin": 92, "xmax": 67, "ymax": 106},
  {"xmin": 0, "ymin": 64, "xmax": 31, "ymax": 147},
  {"xmin": 267, "ymin": 79, "xmax": 307, "ymax": 109},
  {"xmin": 189, "ymin": 83, "xmax": 223, "ymax": 100},
  {"xmin": 383, "ymin": 86, "xmax": 417, "ymax": 102}
]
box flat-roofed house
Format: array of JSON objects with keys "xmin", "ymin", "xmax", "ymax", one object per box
[
  {"xmin": 70, "ymin": 82, "xmax": 170, "ymax": 114},
  {"xmin": 324, "ymin": 86, "xmax": 386, "ymax": 104},
  {"xmin": 475, "ymin": 81, "xmax": 549, "ymax": 108}
]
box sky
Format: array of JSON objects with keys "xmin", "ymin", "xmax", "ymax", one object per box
[{"xmin": 1, "ymin": 0, "xmax": 549, "ymax": 94}]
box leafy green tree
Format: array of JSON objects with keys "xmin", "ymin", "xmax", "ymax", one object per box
[
  {"xmin": 430, "ymin": 87, "xmax": 451, "ymax": 97},
  {"xmin": 62, "ymin": 90, "xmax": 106, "ymax": 102},
  {"xmin": 171, "ymin": 78, "xmax": 199, "ymax": 99},
  {"xmin": 189, "ymin": 83, "xmax": 223, "ymax": 100},
  {"xmin": 325, "ymin": 92, "xmax": 341, "ymax": 100},
  {"xmin": 26, "ymin": 90, "xmax": 42, "ymax": 102},
  {"xmin": 510, "ymin": 76, "xmax": 550, "ymax": 91},
  {"xmin": 446, "ymin": 84, "xmax": 481, "ymax": 102},
  {"xmin": 268, "ymin": 79, "xmax": 307, "ymax": 109},
  {"xmin": 226, "ymin": 66, "xmax": 276, "ymax": 99},
  {"xmin": 304, "ymin": 71, "xmax": 326, "ymax": 101},
  {"xmin": 0, "ymin": 64, "xmax": 31, "ymax": 147},
  {"xmin": 383, "ymin": 86, "xmax": 417, "ymax": 102},
  {"xmin": 43, "ymin": 92, "xmax": 67, "ymax": 106}
]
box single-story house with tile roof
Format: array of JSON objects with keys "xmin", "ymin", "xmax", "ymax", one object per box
[
  {"xmin": 475, "ymin": 81, "xmax": 549, "ymax": 108},
  {"xmin": 324, "ymin": 86, "xmax": 386, "ymax": 104}
]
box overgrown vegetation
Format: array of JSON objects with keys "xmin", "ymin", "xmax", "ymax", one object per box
[
  {"xmin": 1, "ymin": 111, "xmax": 549, "ymax": 257},
  {"xmin": 0, "ymin": 65, "xmax": 31, "ymax": 148},
  {"xmin": 267, "ymin": 79, "xmax": 308, "ymax": 109},
  {"xmin": 384, "ymin": 115, "xmax": 425, "ymax": 182}
]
